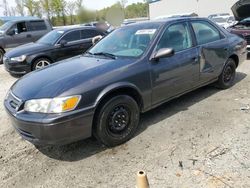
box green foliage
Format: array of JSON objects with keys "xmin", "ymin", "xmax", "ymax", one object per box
[{"xmin": 12, "ymin": 0, "xmax": 149, "ymax": 26}]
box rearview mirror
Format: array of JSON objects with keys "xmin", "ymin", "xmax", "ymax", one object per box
[
  {"xmin": 151, "ymin": 48, "xmax": 175, "ymax": 61},
  {"xmin": 59, "ymin": 40, "xmax": 67, "ymax": 47}
]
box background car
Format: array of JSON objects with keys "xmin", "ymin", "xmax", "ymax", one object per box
[
  {"xmin": 3, "ymin": 26, "xmax": 107, "ymax": 75},
  {"xmin": 228, "ymin": 0, "xmax": 250, "ymax": 53},
  {"xmin": 4, "ymin": 17, "xmax": 247, "ymax": 147},
  {"xmin": 0, "ymin": 18, "xmax": 52, "ymax": 64}
]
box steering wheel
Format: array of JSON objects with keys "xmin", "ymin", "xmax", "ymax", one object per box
[{"xmin": 138, "ymin": 44, "xmax": 147, "ymax": 51}]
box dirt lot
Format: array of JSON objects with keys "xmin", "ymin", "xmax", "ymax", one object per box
[{"xmin": 0, "ymin": 60, "xmax": 250, "ymax": 188}]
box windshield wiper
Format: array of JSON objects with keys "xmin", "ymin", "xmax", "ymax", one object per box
[{"xmin": 92, "ymin": 52, "xmax": 117, "ymax": 59}]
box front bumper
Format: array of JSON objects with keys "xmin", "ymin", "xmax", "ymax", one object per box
[
  {"xmin": 3, "ymin": 57, "xmax": 31, "ymax": 74},
  {"xmin": 4, "ymin": 95, "xmax": 95, "ymax": 145}
]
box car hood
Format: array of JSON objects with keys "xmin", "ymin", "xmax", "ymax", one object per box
[
  {"xmin": 5, "ymin": 42, "xmax": 51, "ymax": 57},
  {"xmin": 231, "ymin": 0, "xmax": 250, "ymax": 21},
  {"xmin": 11, "ymin": 55, "xmax": 135, "ymax": 100}
]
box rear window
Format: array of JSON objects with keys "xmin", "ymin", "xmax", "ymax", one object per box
[
  {"xmin": 29, "ymin": 20, "xmax": 47, "ymax": 31},
  {"xmin": 61, "ymin": 30, "xmax": 81, "ymax": 42}
]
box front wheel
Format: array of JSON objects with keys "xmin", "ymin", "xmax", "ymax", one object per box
[
  {"xmin": 216, "ymin": 58, "xmax": 236, "ymax": 89},
  {"xmin": 94, "ymin": 95, "xmax": 140, "ymax": 147},
  {"xmin": 32, "ymin": 58, "xmax": 51, "ymax": 70}
]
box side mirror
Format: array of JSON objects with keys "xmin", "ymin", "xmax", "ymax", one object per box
[
  {"xmin": 92, "ymin": 35, "xmax": 103, "ymax": 45},
  {"xmin": 59, "ymin": 40, "xmax": 67, "ymax": 47},
  {"xmin": 7, "ymin": 29, "xmax": 15, "ymax": 36},
  {"xmin": 151, "ymin": 48, "xmax": 175, "ymax": 61}
]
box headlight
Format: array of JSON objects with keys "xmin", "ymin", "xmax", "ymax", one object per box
[
  {"xmin": 10, "ymin": 55, "xmax": 26, "ymax": 62},
  {"xmin": 24, "ymin": 95, "xmax": 81, "ymax": 113}
]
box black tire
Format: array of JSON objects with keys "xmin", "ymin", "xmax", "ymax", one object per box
[
  {"xmin": 32, "ymin": 58, "xmax": 51, "ymax": 70},
  {"xmin": 94, "ymin": 95, "xmax": 140, "ymax": 147},
  {"xmin": 0, "ymin": 48, "xmax": 4, "ymax": 64},
  {"xmin": 216, "ymin": 58, "xmax": 236, "ymax": 89}
]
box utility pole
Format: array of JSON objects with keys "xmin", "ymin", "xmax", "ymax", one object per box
[{"xmin": 196, "ymin": 0, "xmax": 199, "ymax": 15}]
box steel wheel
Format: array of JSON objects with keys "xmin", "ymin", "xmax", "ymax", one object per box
[
  {"xmin": 94, "ymin": 95, "xmax": 140, "ymax": 147},
  {"xmin": 107, "ymin": 104, "xmax": 131, "ymax": 135},
  {"xmin": 216, "ymin": 58, "xmax": 236, "ymax": 89}
]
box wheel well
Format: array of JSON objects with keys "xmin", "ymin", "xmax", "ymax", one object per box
[
  {"xmin": 229, "ymin": 54, "xmax": 239, "ymax": 68},
  {"xmin": 0, "ymin": 47, "xmax": 5, "ymax": 53},
  {"xmin": 96, "ymin": 87, "xmax": 144, "ymax": 113},
  {"xmin": 31, "ymin": 56, "xmax": 53, "ymax": 70}
]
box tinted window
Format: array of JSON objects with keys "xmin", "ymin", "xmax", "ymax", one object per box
[
  {"xmin": 191, "ymin": 21, "xmax": 221, "ymax": 45},
  {"xmin": 29, "ymin": 21, "xmax": 47, "ymax": 31},
  {"xmin": 81, "ymin": 29, "xmax": 103, "ymax": 39},
  {"xmin": 37, "ymin": 30, "xmax": 65, "ymax": 45},
  {"xmin": 157, "ymin": 23, "xmax": 193, "ymax": 52},
  {"xmin": 61, "ymin": 30, "xmax": 81, "ymax": 42}
]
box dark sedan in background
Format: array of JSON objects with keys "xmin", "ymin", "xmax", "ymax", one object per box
[
  {"xmin": 3, "ymin": 26, "xmax": 106, "ymax": 75},
  {"xmin": 4, "ymin": 17, "xmax": 247, "ymax": 147}
]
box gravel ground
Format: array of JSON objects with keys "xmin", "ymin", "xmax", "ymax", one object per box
[{"xmin": 0, "ymin": 60, "xmax": 250, "ymax": 188}]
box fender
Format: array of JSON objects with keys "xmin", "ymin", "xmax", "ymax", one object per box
[{"xmin": 94, "ymin": 82, "xmax": 144, "ymax": 108}]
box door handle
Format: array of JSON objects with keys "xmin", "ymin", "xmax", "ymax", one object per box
[
  {"xmin": 26, "ymin": 34, "xmax": 32, "ymax": 38},
  {"xmin": 192, "ymin": 57, "xmax": 198, "ymax": 64}
]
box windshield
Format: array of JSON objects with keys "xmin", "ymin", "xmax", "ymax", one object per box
[
  {"xmin": 88, "ymin": 23, "xmax": 161, "ymax": 58},
  {"xmin": 37, "ymin": 30, "xmax": 65, "ymax": 45},
  {"xmin": 0, "ymin": 21, "xmax": 13, "ymax": 31},
  {"xmin": 212, "ymin": 17, "xmax": 227, "ymax": 23}
]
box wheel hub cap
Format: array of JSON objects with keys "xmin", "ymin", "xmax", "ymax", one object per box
[
  {"xmin": 35, "ymin": 60, "xmax": 50, "ymax": 70},
  {"xmin": 109, "ymin": 106, "xmax": 130, "ymax": 133}
]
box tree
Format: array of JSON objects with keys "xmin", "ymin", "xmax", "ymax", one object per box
[
  {"xmin": 41, "ymin": 0, "xmax": 52, "ymax": 20},
  {"xmin": 66, "ymin": 1, "xmax": 76, "ymax": 24},
  {"xmin": 1, "ymin": 0, "xmax": 10, "ymax": 16},
  {"xmin": 51, "ymin": 0, "xmax": 67, "ymax": 25},
  {"xmin": 24, "ymin": 0, "xmax": 38, "ymax": 16},
  {"xmin": 15, "ymin": 0, "xmax": 25, "ymax": 16}
]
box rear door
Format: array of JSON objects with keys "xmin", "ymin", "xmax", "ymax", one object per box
[
  {"xmin": 190, "ymin": 20, "xmax": 229, "ymax": 83},
  {"xmin": 151, "ymin": 22, "xmax": 199, "ymax": 105},
  {"xmin": 80, "ymin": 29, "xmax": 105, "ymax": 51}
]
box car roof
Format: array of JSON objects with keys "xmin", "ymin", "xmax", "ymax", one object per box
[
  {"xmin": 127, "ymin": 17, "xmax": 209, "ymax": 26},
  {"xmin": 53, "ymin": 26, "xmax": 101, "ymax": 32}
]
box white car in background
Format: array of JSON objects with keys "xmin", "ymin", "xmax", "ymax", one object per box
[{"xmin": 211, "ymin": 16, "xmax": 236, "ymax": 29}]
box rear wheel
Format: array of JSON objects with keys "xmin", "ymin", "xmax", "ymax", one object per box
[
  {"xmin": 0, "ymin": 49, "xmax": 4, "ymax": 64},
  {"xmin": 32, "ymin": 58, "xmax": 51, "ymax": 70},
  {"xmin": 94, "ymin": 95, "xmax": 140, "ymax": 147},
  {"xmin": 216, "ymin": 58, "xmax": 236, "ymax": 89}
]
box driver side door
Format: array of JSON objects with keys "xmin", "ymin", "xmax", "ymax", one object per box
[
  {"xmin": 5, "ymin": 21, "xmax": 31, "ymax": 48},
  {"xmin": 151, "ymin": 22, "xmax": 199, "ymax": 105}
]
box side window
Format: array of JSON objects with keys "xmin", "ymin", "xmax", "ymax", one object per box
[
  {"xmin": 10, "ymin": 22, "xmax": 27, "ymax": 34},
  {"xmin": 29, "ymin": 21, "xmax": 47, "ymax": 31},
  {"xmin": 157, "ymin": 23, "xmax": 193, "ymax": 52},
  {"xmin": 61, "ymin": 30, "xmax": 81, "ymax": 42},
  {"xmin": 81, "ymin": 29, "xmax": 103, "ymax": 39},
  {"xmin": 191, "ymin": 21, "xmax": 221, "ymax": 45}
]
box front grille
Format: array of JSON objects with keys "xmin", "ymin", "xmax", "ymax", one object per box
[
  {"xmin": 7, "ymin": 92, "xmax": 23, "ymax": 111},
  {"xmin": 244, "ymin": 35, "xmax": 250, "ymax": 45}
]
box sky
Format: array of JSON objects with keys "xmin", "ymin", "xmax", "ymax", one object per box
[{"xmin": 0, "ymin": 0, "xmax": 145, "ymax": 16}]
